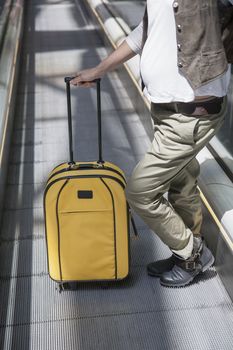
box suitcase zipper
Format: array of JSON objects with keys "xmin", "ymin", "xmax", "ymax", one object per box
[
  {"xmin": 45, "ymin": 174, "xmax": 126, "ymax": 195},
  {"xmin": 47, "ymin": 164, "xmax": 126, "ymax": 184}
]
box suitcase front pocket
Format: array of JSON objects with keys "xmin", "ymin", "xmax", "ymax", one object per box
[{"xmin": 57, "ymin": 178, "xmax": 117, "ymax": 281}]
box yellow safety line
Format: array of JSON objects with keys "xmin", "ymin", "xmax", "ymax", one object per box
[
  {"xmin": 86, "ymin": 0, "xmax": 233, "ymax": 252},
  {"xmin": 0, "ymin": 37, "xmax": 20, "ymax": 165}
]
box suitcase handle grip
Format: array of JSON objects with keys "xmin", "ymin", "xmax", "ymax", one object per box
[
  {"xmin": 64, "ymin": 76, "xmax": 101, "ymax": 84},
  {"xmin": 68, "ymin": 163, "xmax": 104, "ymax": 170},
  {"xmin": 64, "ymin": 76, "xmax": 104, "ymax": 165}
]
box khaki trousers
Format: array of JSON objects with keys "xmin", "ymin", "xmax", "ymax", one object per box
[{"xmin": 126, "ymin": 98, "xmax": 227, "ymax": 259}]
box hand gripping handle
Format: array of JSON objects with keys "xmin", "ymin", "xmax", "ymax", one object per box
[{"xmin": 64, "ymin": 77, "xmax": 101, "ymax": 84}]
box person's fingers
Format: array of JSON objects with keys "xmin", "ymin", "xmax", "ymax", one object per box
[
  {"xmin": 70, "ymin": 75, "xmax": 96, "ymax": 87},
  {"xmin": 70, "ymin": 75, "xmax": 81, "ymax": 85},
  {"xmin": 78, "ymin": 81, "xmax": 95, "ymax": 88}
]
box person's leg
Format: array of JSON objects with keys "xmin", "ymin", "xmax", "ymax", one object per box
[
  {"xmin": 126, "ymin": 99, "xmax": 226, "ymax": 286},
  {"xmin": 168, "ymin": 157, "xmax": 202, "ymax": 235},
  {"xmin": 147, "ymin": 157, "xmax": 202, "ymax": 277},
  {"xmin": 125, "ymin": 111, "xmax": 198, "ymax": 259}
]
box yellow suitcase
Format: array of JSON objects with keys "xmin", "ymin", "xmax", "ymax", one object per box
[{"xmin": 44, "ymin": 78, "xmax": 136, "ymax": 288}]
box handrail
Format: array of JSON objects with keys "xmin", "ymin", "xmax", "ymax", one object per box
[
  {"xmin": 0, "ymin": 0, "xmax": 14, "ymax": 54},
  {"xmin": 0, "ymin": 0, "xmax": 24, "ymax": 222}
]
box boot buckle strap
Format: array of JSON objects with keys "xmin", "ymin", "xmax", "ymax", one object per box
[{"xmin": 184, "ymin": 261, "xmax": 196, "ymax": 270}]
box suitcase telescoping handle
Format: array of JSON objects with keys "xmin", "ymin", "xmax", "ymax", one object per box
[{"xmin": 64, "ymin": 76, "xmax": 104, "ymax": 165}]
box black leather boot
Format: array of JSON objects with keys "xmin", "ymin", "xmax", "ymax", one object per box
[
  {"xmin": 147, "ymin": 255, "xmax": 176, "ymax": 277},
  {"xmin": 160, "ymin": 238, "xmax": 214, "ymax": 287}
]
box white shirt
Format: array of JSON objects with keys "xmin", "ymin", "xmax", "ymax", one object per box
[{"xmin": 125, "ymin": 0, "xmax": 232, "ymax": 103}]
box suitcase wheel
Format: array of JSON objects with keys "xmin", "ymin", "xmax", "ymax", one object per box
[
  {"xmin": 101, "ymin": 282, "xmax": 110, "ymax": 289},
  {"xmin": 57, "ymin": 282, "xmax": 71, "ymax": 293}
]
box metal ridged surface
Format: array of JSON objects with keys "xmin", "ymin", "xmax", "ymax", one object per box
[
  {"xmin": 1, "ymin": 0, "xmax": 233, "ymax": 349},
  {"xmin": 0, "ymin": 239, "xmax": 46, "ymax": 279},
  {"xmin": 1, "ymin": 307, "xmax": 233, "ymax": 350},
  {"xmin": 4, "ymin": 184, "xmax": 43, "ymax": 210},
  {"xmin": 1, "ymin": 207, "xmax": 44, "ymax": 240},
  {"xmin": 0, "ymin": 266, "xmax": 231, "ymax": 326}
]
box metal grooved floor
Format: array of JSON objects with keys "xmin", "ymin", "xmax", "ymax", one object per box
[{"xmin": 1, "ymin": 1, "xmax": 233, "ymax": 349}]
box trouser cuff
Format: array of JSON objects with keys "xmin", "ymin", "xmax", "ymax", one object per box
[{"xmin": 171, "ymin": 231, "xmax": 194, "ymax": 260}]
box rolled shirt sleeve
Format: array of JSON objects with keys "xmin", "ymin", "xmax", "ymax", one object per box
[{"xmin": 125, "ymin": 21, "xmax": 144, "ymax": 55}]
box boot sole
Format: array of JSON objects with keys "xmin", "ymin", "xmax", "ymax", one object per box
[{"xmin": 160, "ymin": 254, "xmax": 215, "ymax": 288}]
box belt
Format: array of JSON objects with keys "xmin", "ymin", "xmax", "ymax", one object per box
[
  {"xmin": 154, "ymin": 97, "xmax": 224, "ymax": 116},
  {"xmin": 176, "ymin": 97, "xmax": 224, "ymax": 115}
]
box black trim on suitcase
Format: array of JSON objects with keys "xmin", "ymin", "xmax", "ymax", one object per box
[
  {"xmin": 126, "ymin": 203, "xmax": 131, "ymax": 270},
  {"xmin": 100, "ymin": 178, "xmax": 117, "ymax": 280},
  {"xmin": 56, "ymin": 179, "xmax": 69, "ymax": 281},
  {"xmin": 45, "ymin": 174, "xmax": 126, "ymax": 196},
  {"xmin": 44, "ymin": 187, "xmax": 51, "ymax": 279},
  {"xmin": 47, "ymin": 164, "xmax": 126, "ymax": 184}
]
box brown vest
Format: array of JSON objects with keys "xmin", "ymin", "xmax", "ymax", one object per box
[{"xmin": 142, "ymin": 0, "xmax": 233, "ymax": 89}]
